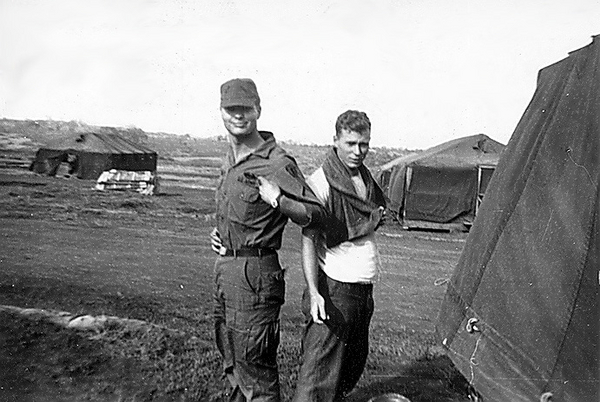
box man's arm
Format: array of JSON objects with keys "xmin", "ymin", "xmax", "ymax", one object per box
[
  {"xmin": 257, "ymin": 176, "xmax": 325, "ymax": 227},
  {"xmin": 301, "ymin": 227, "xmax": 329, "ymax": 324}
]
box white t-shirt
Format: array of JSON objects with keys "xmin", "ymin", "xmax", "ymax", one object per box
[{"xmin": 307, "ymin": 167, "xmax": 379, "ymax": 284}]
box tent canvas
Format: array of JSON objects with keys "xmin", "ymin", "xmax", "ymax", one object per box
[
  {"xmin": 30, "ymin": 132, "xmax": 157, "ymax": 180},
  {"xmin": 436, "ymin": 35, "xmax": 599, "ymax": 401},
  {"xmin": 376, "ymin": 134, "xmax": 505, "ymax": 229}
]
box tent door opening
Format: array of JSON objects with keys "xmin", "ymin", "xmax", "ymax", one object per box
[{"xmin": 476, "ymin": 165, "xmax": 496, "ymax": 216}]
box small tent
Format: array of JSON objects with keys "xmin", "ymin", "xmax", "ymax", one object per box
[
  {"xmin": 30, "ymin": 132, "xmax": 157, "ymax": 180},
  {"xmin": 376, "ymin": 134, "xmax": 505, "ymax": 230},
  {"xmin": 436, "ymin": 35, "xmax": 599, "ymax": 401}
]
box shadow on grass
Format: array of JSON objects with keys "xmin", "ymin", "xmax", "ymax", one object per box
[
  {"xmin": 0, "ymin": 273, "xmax": 208, "ymax": 333},
  {"xmin": 0, "ymin": 310, "xmax": 155, "ymax": 402},
  {"xmin": 346, "ymin": 355, "xmax": 471, "ymax": 402},
  {"xmin": 0, "ymin": 308, "xmax": 223, "ymax": 402}
]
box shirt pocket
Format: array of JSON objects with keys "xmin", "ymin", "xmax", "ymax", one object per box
[{"xmin": 229, "ymin": 184, "xmax": 262, "ymax": 224}]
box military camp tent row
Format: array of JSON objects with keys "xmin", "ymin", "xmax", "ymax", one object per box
[
  {"xmin": 437, "ymin": 35, "xmax": 599, "ymax": 401},
  {"xmin": 27, "ymin": 35, "xmax": 598, "ymax": 401}
]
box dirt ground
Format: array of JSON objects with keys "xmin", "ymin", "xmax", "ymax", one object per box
[{"xmin": 0, "ymin": 166, "xmax": 471, "ymax": 401}]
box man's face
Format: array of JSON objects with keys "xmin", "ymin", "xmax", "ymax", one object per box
[
  {"xmin": 334, "ymin": 128, "xmax": 371, "ymax": 170},
  {"xmin": 220, "ymin": 105, "xmax": 261, "ymax": 137}
]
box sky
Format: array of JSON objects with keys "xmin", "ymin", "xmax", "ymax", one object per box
[{"xmin": 0, "ymin": 0, "xmax": 598, "ymax": 149}]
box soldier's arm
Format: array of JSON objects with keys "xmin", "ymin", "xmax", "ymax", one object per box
[
  {"xmin": 301, "ymin": 226, "xmax": 328, "ymax": 324},
  {"xmin": 257, "ymin": 176, "xmax": 326, "ymax": 227}
]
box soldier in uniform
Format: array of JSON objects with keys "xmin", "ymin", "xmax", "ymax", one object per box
[{"xmin": 210, "ymin": 78, "xmax": 325, "ymax": 402}]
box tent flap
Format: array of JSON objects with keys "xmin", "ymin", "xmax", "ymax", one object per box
[{"xmin": 404, "ymin": 166, "xmax": 477, "ymax": 223}]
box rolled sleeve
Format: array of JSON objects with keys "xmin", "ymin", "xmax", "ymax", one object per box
[{"xmin": 278, "ymin": 194, "xmax": 326, "ymax": 227}]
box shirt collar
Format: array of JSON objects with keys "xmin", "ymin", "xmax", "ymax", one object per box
[
  {"xmin": 253, "ymin": 131, "xmax": 277, "ymax": 158},
  {"xmin": 227, "ymin": 131, "xmax": 277, "ymax": 165}
]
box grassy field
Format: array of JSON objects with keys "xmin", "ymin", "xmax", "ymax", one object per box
[{"xmin": 0, "ymin": 122, "xmax": 470, "ymax": 402}]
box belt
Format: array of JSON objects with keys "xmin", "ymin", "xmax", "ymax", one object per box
[{"xmin": 218, "ymin": 247, "xmax": 277, "ymax": 257}]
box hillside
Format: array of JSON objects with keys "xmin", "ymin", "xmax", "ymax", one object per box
[{"xmin": 0, "ymin": 118, "xmax": 413, "ymax": 175}]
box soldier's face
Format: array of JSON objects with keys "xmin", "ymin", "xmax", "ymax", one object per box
[
  {"xmin": 334, "ymin": 128, "xmax": 370, "ymax": 171},
  {"xmin": 221, "ymin": 105, "xmax": 261, "ymax": 137}
]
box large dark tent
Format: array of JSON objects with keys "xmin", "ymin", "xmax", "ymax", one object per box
[
  {"xmin": 30, "ymin": 132, "xmax": 157, "ymax": 180},
  {"xmin": 436, "ymin": 35, "xmax": 599, "ymax": 401},
  {"xmin": 376, "ymin": 134, "xmax": 505, "ymax": 230}
]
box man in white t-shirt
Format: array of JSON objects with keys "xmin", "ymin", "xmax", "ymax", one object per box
[{"xmin": 293, "ymin": 110, "xmax": 387, "ymax": 402}]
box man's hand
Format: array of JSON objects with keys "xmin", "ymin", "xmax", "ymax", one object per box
[
  {"xmin": 309, "ymin": 291, "xmax": 329, "ymax": 325},
  {"xmin": 210, "ymin": 227, "xmax": 222, "ymax": 254},
  {"xmin": 257, "ymin": 176, "xmax": 281, "ymax": 207}
]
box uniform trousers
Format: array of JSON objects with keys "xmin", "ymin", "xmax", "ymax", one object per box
[{"xmin": 214, "ymin": 253, "xmax": 285, "ymax": 402}]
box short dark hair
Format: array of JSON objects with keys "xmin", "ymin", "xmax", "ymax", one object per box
[{"xmin": 335, "ymin": 110, "xmax": 371, "ymax": 138}]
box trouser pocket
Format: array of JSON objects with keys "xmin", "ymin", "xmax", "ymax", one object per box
[{"xmin": 247, "ymin": 254, "xmax": 285, "ymax": 306}]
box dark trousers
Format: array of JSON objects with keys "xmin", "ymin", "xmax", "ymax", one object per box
[
  {"xmin": 293, "ymin": 274, "xmax": 374, "ymax": 402},
  {"xmin": 213, "ymin": 253, "xmax": 285, "ymax": 402}
]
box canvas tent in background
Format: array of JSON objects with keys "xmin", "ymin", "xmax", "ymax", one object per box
[
  {"xmin": 436, "ymin": 35, "xmax": 599, "ymax": 402},
  {"xmin": 30, "ymin": 132, "xmax": 157, "ymax": 180},
  {"xmin": 376, "ymin": 134, "xmax": 505, "ymax": 231}
]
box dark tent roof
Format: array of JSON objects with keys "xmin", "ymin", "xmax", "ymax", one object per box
[
  {"xmin": 377, "ymin": 134, "xmax": 505, "ymax": 226},
  {"xmin": 30, "ymin": 132, "xmax": 157, "ymax": 180},
  {"xmin": 42, "ymin": 132, "xmax": 156, "ymax": 154},
  {"xmin": 379, "ymin": 133, "xmax": 504, "ymax": 172},
  {"xmin": 436, "ymin": 35, "xmax": 599, "ymax": 401}
]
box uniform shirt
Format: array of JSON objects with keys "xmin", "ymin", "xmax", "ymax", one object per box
[
  {"xmin": 215, "ymin": 131, "xmax": 323, "ymax": 250},
  {"xmin": 307, "ymin": 167, "xmax": 379, "ymax": 283}
]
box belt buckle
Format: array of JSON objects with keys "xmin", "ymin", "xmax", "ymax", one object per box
[{"xmin": 219, "ymin": 246, "xmax": 227, "ymax": 256}]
